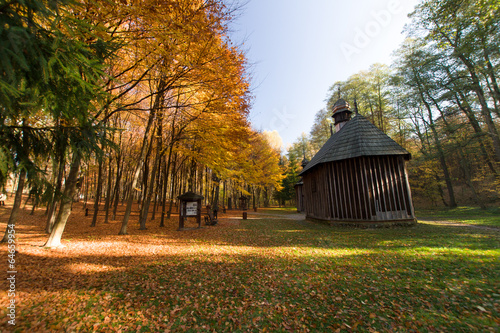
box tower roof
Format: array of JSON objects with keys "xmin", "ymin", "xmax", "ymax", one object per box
[
  {"xmin": 299, "ymin": 114, "xmax": 411, "ymax": 176},
  {"xmin": 177, "ymin": 191, "xmax": 204, "ymax": 200},
  {"xmin": 301, "ymin": 157, "xmax": 309, "ymax": 168},
  {"xmin": 332, "ymin": 98, "xmax": 351, "ymax": 115}
]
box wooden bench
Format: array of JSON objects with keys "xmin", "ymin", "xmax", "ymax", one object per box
[{"xmin": 204, "ymin": 206, "xmax": 218, "ymax": 226}]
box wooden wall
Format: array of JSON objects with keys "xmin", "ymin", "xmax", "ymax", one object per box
[
  {"xmin": 295, "ymin": 184, "xmax": 305, "ymax": 212},
  {"xmin": 302, "ymin": 155, "xmax": 414, "ymax": 222}
]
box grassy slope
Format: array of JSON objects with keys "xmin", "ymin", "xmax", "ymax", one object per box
[
  {"xmin": 416, "ymin": 206, "xmax": 500, "ymax": 228},
  {"xmin": 0, "ymin": 205, "xmax": 498, "ymax": 332}
]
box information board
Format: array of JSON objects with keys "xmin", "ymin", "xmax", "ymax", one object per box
[{"xmin": 186, "ymin": 202, "xmax": 198, "ymax": 216}]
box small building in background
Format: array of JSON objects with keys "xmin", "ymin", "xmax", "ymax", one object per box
[
  {"xmin": 298, "ymin": 99, "xmax": 415, "ymax": 226},
  {"xmin": 294, "ymin": 157, "xmax": 309, "ymax": 213}
]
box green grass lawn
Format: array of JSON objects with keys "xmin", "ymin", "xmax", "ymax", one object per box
[
  {"xmin": 3, "ymin": 208, "xmax": 499, "ymax": 332},
  {"xmin": 416, "ymin": 206, "xmax": 500, "ymax": 228}
]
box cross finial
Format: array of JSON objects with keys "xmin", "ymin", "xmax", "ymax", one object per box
[{"xmin": 354, "ymin": 97, "xmax": 359, "ymax": 115}]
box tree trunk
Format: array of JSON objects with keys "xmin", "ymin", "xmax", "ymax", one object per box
[
  {"xmin": 480, "ymin": 28, "xmax": 500, "ymax": 110},
  {"xmin": 139, "ymin": 146, "xmax": 160, "ymax": 230},
  {"xmin": 160, "ymin": 159, "xmax": 168, "ymax": 227},
  {"xmin": 188, "ymin": 157, "xmax": 197, "ymax": 192},
  {"xmin": 458, "ymin": 151, "xmax": 486, "ymax": 209},
  {"xmin": 83, "ymin": 166, "xmax": 89, "ymax": 210},
  {"xmin": 30, "ymin": 197, "xmax": 37, "ymax": 215},
  {"xmin": 91, "ymin": 157, "xmax": 104, "ymax": 227},
  {"xmin": 458, "ymin": 54, "xmax": 500, "ymax": 162},
  {"xmin": 377, "ymin": 82, "xmax": 384, "ymax": 132},
  {"xmin": 256, "ymin": 187, "xmax": 261, "ymax": 209},
  {"xmin": 222, "ymin": 180, "xmax": 226, "ymax": 210},
  {"xmin": 161, "ymin": 146, "xmax": 176, "ymax": 224},
  {"xmin": 46, "ymin": 157, "xmax": 65, "ymax": 233},
  {"xmin": 119, "ymin": 99, "xmax": 159, "ymax": 235},
  {"xmin": 264, "ymin": 186, "xmax": 270, "ymax": 208},
  {"xmin": 10, "ymin": 176, "xmax": 18, "ymax": 198},
  {"xmin": 151, "ymin": 164, "xmax": 161, "ymax": 221},
  {"xmin": 121, "ymin": 168, "xmax": 132, "ymax": 205},
  {"xmin": 166, "ymin": 155, "xmax": 178, "ymax": 220},
  {"xmin": 431, "ymin": 94, "xmax": 487, "ymax": 208},
  {"xmin": 44, "ymin": 153, "xmax": 81, "ymax": 248},
  {"xmin": 454, "ymin": 91, "xmax": 498, "ymax": 176},
  {"xmin": 424, "ymin": 104, "xmax": 457, "ymax": 207},
  {"xmin": 104, "ymin": 156, "xmax": 113, "ymax": 223},
  {"xmin": 1, "ymin": 170, "xmax": 26, "ymax": 243},
  {"xmin": 434, "ymin": 174, "xmax": 448, "ymax": 207},
  {"xmin": 213, "ymin": 181, "xmax": 220, "ymax": 211},
  {"xmin": 252, "ymin": 186, "xmax": 255, "ymax": 210},
  {"xmin": 139, "ymin": 149, "xmax": 150, "ymax": 207},
  {"xmin": 414, "ymin": 68, "xmax": 457, "ymax": 207},
  {"xmin": 112, "ymin": 151, "xmax": 123, "ymax": 220}
]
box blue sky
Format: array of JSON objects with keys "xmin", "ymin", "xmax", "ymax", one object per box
[{"xmin": 228, "ymin": 0, "xmax": 421, "ymax": 150}]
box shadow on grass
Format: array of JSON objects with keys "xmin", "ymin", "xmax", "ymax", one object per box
[
  {"xmin": 180, "ymin": 217, "xmax": 500, "ymax": 251},
  {"xmin": 4, "ymin": 232, "xmax": 499, "ymax": 332},
  {"xmin": 0, "ymin": 206, "xmax": 498, "ymax": 332}
]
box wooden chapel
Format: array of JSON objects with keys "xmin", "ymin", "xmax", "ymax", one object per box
[{"xmin": 298, "ymin": 98, "xmax": 416, "ymax": 226}]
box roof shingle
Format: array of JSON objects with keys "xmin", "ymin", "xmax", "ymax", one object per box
[{"xmin": 299, "ymin": 114, "xmax": 410, "ymax": 176}]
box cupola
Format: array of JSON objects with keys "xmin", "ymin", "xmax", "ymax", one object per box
[
  {"xmin": 301, "ymin": 157, "xmax": 309, "ymax": 169},
  {"xmin": 332, "ymin": 98, "xmax": 352, "ymax": 133}
]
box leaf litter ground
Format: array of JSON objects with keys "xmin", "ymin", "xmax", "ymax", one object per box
[{"xmin": 0, "ymin": 200, "xmax": 499, "ymax": 332}]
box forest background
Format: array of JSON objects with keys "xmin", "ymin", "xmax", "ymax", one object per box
[
  {"xmin": 284, "ymin": 0, "xmax": 500, "ymax": 211},
  {"xmin": 0, "ymin": 0, "xmax": 283, "ymax": 247},
  {"xmin": 1, "ymin": 0, "xmax": 499, "ymax": 247}
]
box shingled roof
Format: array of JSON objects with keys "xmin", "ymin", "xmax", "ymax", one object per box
[{"xmin": 299, "ymin": 114, "xmax": 411, "ymax": 176}]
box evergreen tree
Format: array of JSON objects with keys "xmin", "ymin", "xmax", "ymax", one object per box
[{"xmin": 274, "ymin": 153, "xmax": 300, "ymax": 206}]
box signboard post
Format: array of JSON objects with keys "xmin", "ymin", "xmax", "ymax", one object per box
[{"xmin": 177, "ymin": 192, "xmax": 204, "ymax": 230}]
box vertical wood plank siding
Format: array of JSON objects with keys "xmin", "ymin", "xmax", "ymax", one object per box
[
  {"xmin": 402, "ymin": 157, "xmax": 415, "ymax": 218},
  {"xmin": 302, "ymin": 156, "xmax": 414, "ymax": 222},
  {"xmin": 295, "ymin": 184, "xmax": 304, "ymax": 212}
]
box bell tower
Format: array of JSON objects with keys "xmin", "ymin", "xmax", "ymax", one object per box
[{"xmin": 332, "ymin": 98, "xmax": 352, "ymax": 133}]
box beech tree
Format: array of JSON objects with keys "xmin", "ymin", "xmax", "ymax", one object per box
[
  {"xmin": 0, "ymin": 0, "xmax": 297, "ymax": 247},
  {"xmin": 327, "ymin": 64, "xmax": 395, "ymax": 135},
  {"xmin": 408, "ymin": 0, "xmax": 500, "ymax": 162}
]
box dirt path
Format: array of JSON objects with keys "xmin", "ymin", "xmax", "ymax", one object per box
[
  {"xmin": 247, "ymin": 211, "xmax": 306, "ymax": 220},
  {"xmin": 417, "ymin": 218, "xmax": 500, "ymax": 232}
]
